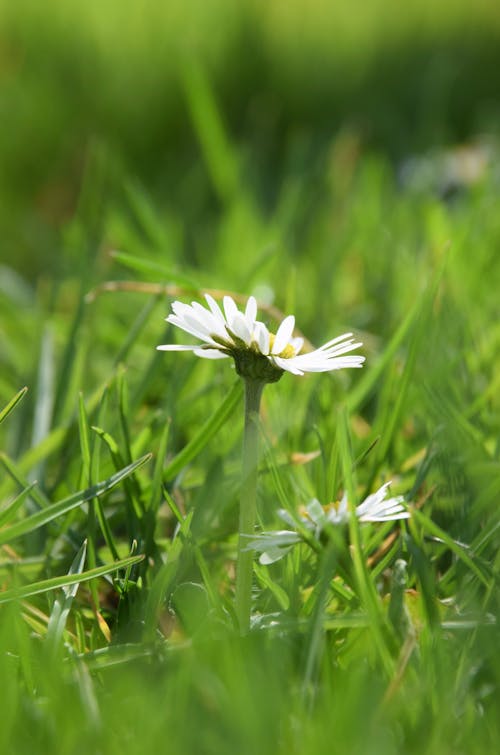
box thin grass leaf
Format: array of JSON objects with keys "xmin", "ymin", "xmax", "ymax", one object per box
[
  {"xmin": 0, "ymin": 386, "xmax": 28, "ymax": 425},
  {"xmin": 143, "ymin": 509, "xmax": 194, "ymax": 641},
  {"xmin": 191, "ymin": 544, "xmax": 223, "ymax": 615},
  {"xmin": 78, "ymin": 395, "xmax": 101, "ymax": 609},
  {"xmin": 404, "ymin": 534, "xmax": 440, "ymax": 628},
  {"xmin": 337, "ymin": 406, "xmax": 394, "ymax": 675},
  {"xmin": 52, "ymin": 289, "xmax": 87, "ymax": 426},
  {"xmin": 121, "ymin": 179, "xmax": 172, "ymax": 250},
  {"xmin": 31, "ymin": 324, "xmax": 55, "ymax": 454},
  {"xmin": 0, "ymin": 376, "xmax": 117, "ymax": 494},
  {"xmin": 117, "ymin": 368, "xmax": 133, "ymax": 466},
  {"xmin": 91, "ymin": 425, "xmax": 144, "ymax": 522},
  {"xmin": 254, "ymin": 561, "xmax": 290, "ymax": 611},
  {"xmin": 259, "ymin": 421, "xmax": 293, "ymax": 512},
  {"xmin": 111, "ymin": 251, "xmax": 199, "ymax": 289},
  {"xmin": 346, "ymin": 297, "xmax": 422, "ymax": 413},
  {"xmin": 0, "ymin": 454, "xmax": 151, "ymax": 546},
  {"xmin": 182, "ymin": 59, "xmax": 240, "ymax": 203},
  {"xmin": 46, "ymin": 540, "xmax": 88, "ymax": 652},
  {"xmin": 410, "ymin": 506, "xmax": 491, "ymax": 588},
  {"xmin": 0, "ymin": 453, "xmax": 51, "ymax": 509},
  {"xmin": 0, "ymin": 482, "xmax": 39, "ymax": 528},
  {"xmin": 371, "ymin": 539, "xmax": 405, "ymax": 581},
  {"xmin": 75, "ymin": 644, "xmax": 156, "ymax": 671},
  {"xmin": 78, "ymin": 392, "xmax": 92, "ymax": 485},
  {"xmin": 301, "ymin": 543, "xmax": 337, "ymax": 699},
  {"xmin": 0, "ymin": 554, "xmax": 144, "ymax": 604},
  {"xmin": 86, "ymin": 388, "xmax": 121, "ymax": 563},
  {"xmin": 163, "ymin": 380, "xmax": 242, "ymax": 481},
  {"xmin": 113, "ymin": 294, "xmax": 163, "ymax": 366},
  {"xmin": 150, "ymin": 419, "xmax": 171, "ymax": 513}
]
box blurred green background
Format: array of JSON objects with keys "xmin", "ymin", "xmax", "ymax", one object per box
[{"xmin": 1, "ymin": 0, "xmax": 500, "ymax": 280}]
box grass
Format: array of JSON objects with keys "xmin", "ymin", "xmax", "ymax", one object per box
[
  {"xmin": 2, "ymin": 148, "xmax": 499, "ymax": 752},
  {"xmin": 1, "ymin": 2, "xmax": 500, "ymax": 753}
]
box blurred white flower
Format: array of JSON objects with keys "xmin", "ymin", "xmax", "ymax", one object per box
[
  {"xmin": 249, "ymin": 482, "xmax": 410, "ymax": 564},
  {"xmin": 324, "ymin": 482, "xmax": 410, "ymax": 525},
  {"xmin": 157, "ymin": 294, "xmax": 365, "ymax": 382}
]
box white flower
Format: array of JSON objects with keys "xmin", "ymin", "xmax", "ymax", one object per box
[
  {"xmin": 248, "ymin": 482, "xmax": 410, "ymax": 564},
  {"xmin": 157, "ymin": 293, "xmax": 365, "ymax": 382},
  {"xmin": 323, "ymin": 482, "xmax": 410, "ymax": 525}
]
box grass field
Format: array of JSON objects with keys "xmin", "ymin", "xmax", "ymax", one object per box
[{"xmin": 1, "ymin": 2, "xmax": 500, "ymax": 753}]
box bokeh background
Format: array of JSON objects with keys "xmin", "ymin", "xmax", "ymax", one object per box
[{"xmin": 2, "ymin": 0, "xmax": 500, "ymax": 280}]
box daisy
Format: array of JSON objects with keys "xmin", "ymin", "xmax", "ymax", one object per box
[
  {"xmin": 156, "ymin": 292, "xmax": 366, "ymax": 632},
  {"xmin": 157, "ymin": 293, "xmax": 365, "ymax": 383},
  {"xmin": 324, "ymin": 482, "xmax": 410, "ymax": 526},
  {"xmin": 250, "ymin": 482, "xmax": 410, "ymax": 564}
]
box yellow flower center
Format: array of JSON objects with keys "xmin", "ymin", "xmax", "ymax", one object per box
[{"xmin": 268, "ymin": 333, "xmax": 296, "ymax": 359}]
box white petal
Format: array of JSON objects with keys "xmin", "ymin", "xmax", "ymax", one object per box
[
  {"xmin": 204, "ymin": 293, "xmax": 227, "ymax": 327},
  {"xmin": 328, "ymin": 494, "xmax": 349, "ymax": 524},
  {"xmin": 230, "ymin": 311, "xmax": 252, "ymax": 344},
  {"xmin": 272, "ymin": 356, "xmax": 304, "ymax": 375},
  {"xmin": 157, "ymin": 344, "xmax": 202, "ymax": 351},
  {"xmin": 254, "ymin": 322, "xmax": 270, "ymax": 354},
  {"xmin": 358, "ymin": 509, "xmax": 410, "ymax": 522},
  {"xmin": 170, "ymin": 300, "xmax": 192, "ymax": 317},
  {"xmin": 223, "ymin": 296, "xmax": 239, "ymax": 328},
  {"xmin": 170, "ymin": 301, "xmax": 207, "ymax": 329},
  {"xmin": 277, "ymin": 508, "xmax": 298, "ymax": 527},
  {"xmin": 306, "ymin": 499, "xmax": 327, "ymax": 527},
  {"xmin": 286, "ymin": 353, "xmax": 365, "ymax": 372},
  {"xmin": 191, "ymin": 302, "xmax": 227, "ymax": 339},
  {"xmin": 290, "ymin": 337, "xmax": 304, "ymax": 355},
  {"xmin": 245, "ymin": 296, "xmax": 258, "ymax": 325},
  {"xmin": 327, "ymin": 509, "xmax": 345, "ymax": 525},
  {"xmin": 193, "ymin": 348, "xmax": 229, "ymax": 360},
  {"xmin": 320, "ymin": 340, "xmax": 364, "ymax": 357},
  {"xmin": 167, "ymin": 315, "xmax": 213, "ymax": 343},
  {"xmin": 182, "ymin": 311, "xmax": 214, "ymax": 337},
  {"xmin": 356, "ymin": 483, "xmax": 410, "ymax": 521},
  {"xmin": 166, "ymin": 314, "xmax": 213, "ymax": 343},
  {"xmin": 317, "ymin": 332, "xmax": 353, "ymax": 350},
  {"xmin": 259, "ymin": 546, "xmax": 294, "ymax": 565},
  {"xmin": 272, "ymin": 315, "xmax": 295, "ymax": 355}
]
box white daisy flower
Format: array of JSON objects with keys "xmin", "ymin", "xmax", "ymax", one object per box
[
  {"xmin": 318, "ymin": 481, "xmax": 410, "ymax": 526},
  {"xmin": 157, "ymin": 293, "xmax": 365, "ymax": 383},
  {"xmin": 248, "ymin": 482, "xmax": 410, "ymax": 564}
]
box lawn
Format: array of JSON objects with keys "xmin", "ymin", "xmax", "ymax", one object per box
[{"xmin": 1, "ymin": 2, "xmax": 499, "ymax": 753}]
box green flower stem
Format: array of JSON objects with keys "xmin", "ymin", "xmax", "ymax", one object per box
[{"xmin": 235, "ymin": 378, "xmax": 265, "ymax": 633}]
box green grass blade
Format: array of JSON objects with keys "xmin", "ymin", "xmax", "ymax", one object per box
[
  {"xmin": 0, "ymin": 386, "xmax": 28, "ymax": 425},
  {"xmin": 113, "ymin": 295, "xmax": 164, "ymax": 366},
  {"xmin": 0, "ymin": 554, "xmax": 144, "ymax": 604},
  {"xmin": 163, "ymin": 380, "xmax": 242, "ymax": 481},
  {"xmin": 0, "ymin": 453, "xmax": 51, "ymax": 509},
  {"xmin": 410, "ymin": 506, "xmax": 491, "ymax": 588},
  {"xmin": 78, "ymin": 392, "xmax": 92, "ymax": 485},
  {"xmin": 111, "ymin": 251, "xmax": 199, "ymax": 289},
  {"xmin": 182, "ymin": 60, "xmax": 240, "ymax": 204},
  {"xmin": 143, "ymin": 509, "xmax": 194, "ymax": 641},
  {"xmin": 31, "ymin": 325, "xmax": 55, "ymax": 454},
  {"xmin": 78, "ymin": 393, "xmax": 100, "ymax": 606},
  {"xmin": 0, "ymin": 482, "xmax": 39, "ymax": 528},
  {"xmin": 0, "ymin": 454, "xmax": 151, "ymax": 546},
  {"xmin": 150, "ymin": 419, "xmax": 171, "ymax": 513},
  {"xmin": 346, "ymin": 298, "xmax": 421, "ymax": 413},
  {"xmin": 46, "ymin": 540, "xmax": 88, "ymax": 652},
  {"xmin": 337, "ymin": 406, "xmax": 394, "ymax": 674},
  {"xmin": 91, "ymin": 424, "xmax": 144, "ymax": 523}
]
